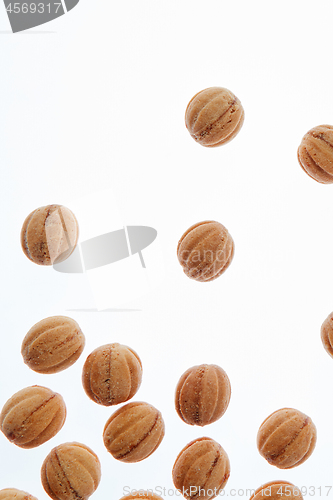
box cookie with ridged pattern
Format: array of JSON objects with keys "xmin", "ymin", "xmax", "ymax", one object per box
[
  {"xmin": 0, "ymin": 385, "xmax": 66, "ymax": 448},
  {"xmin": 175, "ymin": 364, "xmax": 231, "ymax": 426},
  {"xmin": 82, "ymin": 343, "xmax": 142, "ymax": 406},
  {"xmin": 185, "ymin": 87, "xmax": 244, "ymax": 147},
  {"xmin": 21, "ymin": 204, "xmax": 78, "ymax": 265},
  {"xmin": 103, "ymin": 402, "xmax": 164, "ymax": 463},
  {"xmin": 177, "ymin": 221, "xmax": 234, "ymax": 282},
  {"xmin": 172, "ymin": 437, "xmax": 230, "ymax": 500},
  {"xmin": 41, "ymin": 442, "xmax": 101, "ymax": 500},
  {"xmin": 297, "ymin": 125, "xmax": 333, "ymax": 183},
  {"xmin": 249, "ymin": 481, "xmax": 303, "ymax": 500},
  {"xmin": 257, "ymin": 407, "xmax": 316, "ymax": 469},
  {"xmin": 22, "ymin": 316, "xmax": 85, "ymax": 374}
]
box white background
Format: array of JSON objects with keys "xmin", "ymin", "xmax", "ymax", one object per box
[{"xmin": 1, "ymin": 0, "xmax": 333, "ymax": 498}]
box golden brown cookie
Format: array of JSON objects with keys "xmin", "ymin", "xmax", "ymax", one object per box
[
  {"xmin": 185, "ymin": 87, "xmax": 244, "ymax": 147},
  {"xmin": 0, "ymin": 385, "xmax": 66, "ymax": 448},
  {"xmin": 82, "ymin": 343, "xmax": 142, "ymax": 406},
  {"xmin": 172, "ymin": 437, "xmax": 230, "ymax": 500},
  {"xmin": 257, "ymin": 408, "xmax": 316, "ymax": 469},
  {"xmin": 297, "ymin": 125, "xmax": 333, "ymax": 183},
  {"xmin": 175, "ymin": 364, "xmax": 231, "ymax": 426},
  {"xmin": 177, "ymin": 221, "xmax": 234, "ymax": 282},
  {"xmin": 21, "ymin": 204, "xmax": 79, "ymax": 265},
  {"xmin": 250, "ymin": 481, "xmax": 303, "ymax": 500},
  {"xmin": 103, "ymin": 401, "xmax": 165, "ymax": 462},
  {"xmin": 0, "ymin": 489, "xmax": 38, "ymax": 500},
  {"xmin": 22, "ymin": 316, "xmax": 85, "ymax": 374},
  {"xmin": 120, "ymin": 494, "xmax": 163, "ymax": 500},
  {"xmin": 41, "ymin": 442, "xmax": 101, "ymax": 500},
  {"xmin": 321, "ymin": 311, "xmax": 333, "ymax": 358}
]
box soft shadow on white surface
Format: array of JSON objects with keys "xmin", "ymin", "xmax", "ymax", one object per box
[{"xmin": 0, "ymin": 30, "xmax": 55, "ymax": 34}]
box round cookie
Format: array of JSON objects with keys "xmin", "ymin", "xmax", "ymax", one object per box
[
  {"xmin": 22, "ymin": 316, "xmax": 85, "ymax": 374},
  {"xmin": 321, "ymin": 311, "xmax": 333, "ymax": 358},
  {"xmin": 172, "ymin": 437, "xmax": 230, "ymax": 500},
  {"xmin": 297, "ymin": 125, "xmax": 333, "ymax": 183},
  {"xmin": 120, "ymin": 494, "xmax": 163, "ymax": 500},
  {"xmin": 0, "ymin": 489, "xmax": 38, "ymax": 500},
  {"xmin": 175, "ymin": 364, "xmax": 231, "ymax": 426},
  {"xmin": 250, "ymin": 481, "xmax": 303, "ymax": 500},
  {"xmin": 82, "ymin": 343, "xmax": 142, "ymax": 406},
  {"xmin": 21, "ymin": 204, "xmax": 79, "ymax": 265},
  {"xmin": 185, "ymin": 87, "xmax": 244, "ymax": 147},
  {"xmin": 103, "ymin": 401, "xmax": 164, "ymax": 462},
  {"xmin": 41, "ymin": 442, "xmax": 101, "ymax": 500},
  {"xmin": 177, "ymin": 221, "xmax": 234, "ymax": 282},
  {"xmin": 0, "ymin": 385, "xmax": 66, "ymax": 448},
  {"xmin": 257, "ymin": 407, "xmax": 317, "ymax": 469}
]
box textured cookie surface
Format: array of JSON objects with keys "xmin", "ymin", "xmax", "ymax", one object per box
[
  {"xmin": 321, "ymin": 311, "xmax": 333, "ymax": 358},
  {"xmin": 82, "ymin": 343, "xmax": 142, "ymax": 406},
  {"xmin": 172, "ymin": 437, "xmax": 230, "ymax": 500},
  {"xmin": 175, "ymin": 364, "xmax": 231, "ymax": 426},
  {"xmin": 257, "ymin": 408, "xmax": 316, "ymax": 469},
  {"xmin": 0, "ymin": 489, "xmax": 38, "ymax": 500},
  {"xmin": 185, "ymin": 87, "xmax": 244, "ymax": 147},
  {"xmin": 177, "ymin": 221, "xmax": 234, "ymax": 282},
  {"xmin": 297, "ymin": 125, "xmax": 333, "ymax": 183},
  {"xmin": 21, "ymin": 204, "xmax": 79, "ymax": 265},
  {"xmin": 22, "ymin": 316, "xmax": 85, "ymax": 374},
  {"xmin": 250, "ymin": 481, "xmax": 303, "ymax": 500},
  {"xmin": 103, "ymin": 401, "xmax": 165, "ymax": 462},
  {"xmin": 0, "ymin": 385, "xmax": 66, "ymax": 448},
  {"xmin": 41, "ymin": 442, "xmax": 101, "ymax": 500}
]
